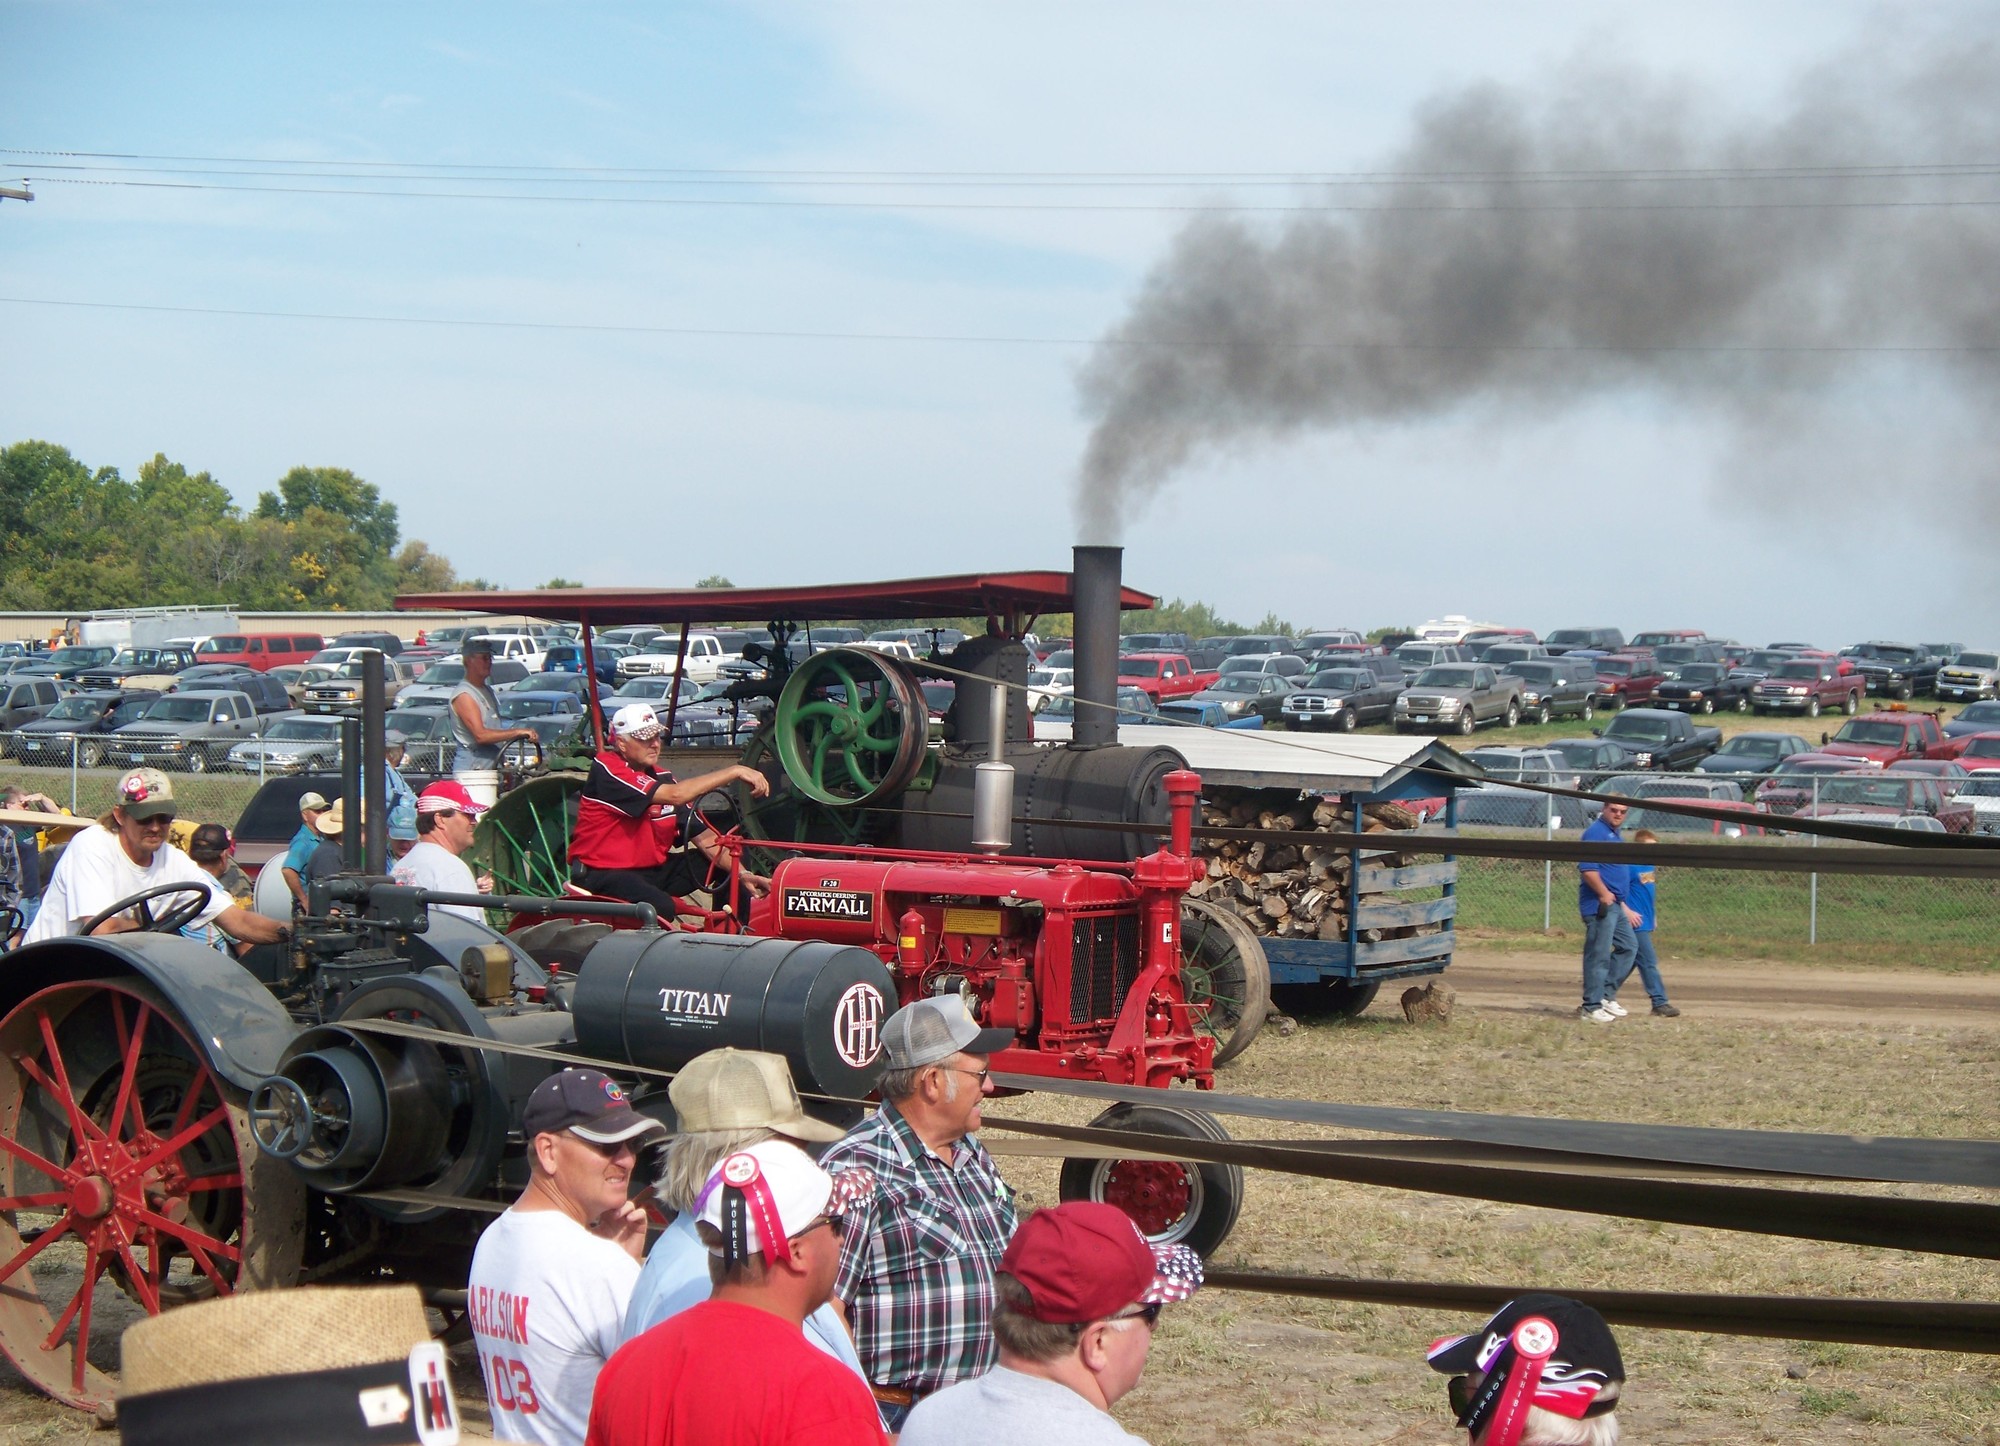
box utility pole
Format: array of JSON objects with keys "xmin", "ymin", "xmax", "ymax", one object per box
[{"xmin": 0, "ymin": 185, "xmax": 33, "ymax": 203}]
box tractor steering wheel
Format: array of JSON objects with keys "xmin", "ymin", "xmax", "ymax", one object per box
[{"xmin": 79, "ymin": 882, "xmax": 216, "ymax": 938}]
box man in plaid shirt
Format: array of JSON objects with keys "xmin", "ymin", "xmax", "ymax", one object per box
[{"xmin": 821, "ymin": 995, "xmax": 1019, "ymax": 1431}]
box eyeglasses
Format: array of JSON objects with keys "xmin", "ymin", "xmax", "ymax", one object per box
[
  {"xmin": 795, "ymin": 1213, "xmax": 846, "ymax": 1240},
  {"xmin": 938, "ymin": 1065, "xmax": 992, "ymax": 1087},
  {"xmin": 1106, "ymin": 1302, "xmax": 1163, "ymax": 1330},
  {"xmin": 131, "ymin": 814, "xmax": 176, "ymax": 828},
  {"xmin": 568, "ymin": 1134, "xmax": 637, "ymax": 1160}
]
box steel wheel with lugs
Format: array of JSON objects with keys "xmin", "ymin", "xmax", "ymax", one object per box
[
  {"xmin": 1177, "ymin": 898, "xmax": 1271, "ymax": 1066},
  {"xmin": 0, "ymin": 979, "xmax": 302, "ymax": 1411}
]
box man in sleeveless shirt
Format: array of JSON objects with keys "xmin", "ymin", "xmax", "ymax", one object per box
[{"xmin": 451, "ymin": 637, "xmax": 538, "ymax": 787}]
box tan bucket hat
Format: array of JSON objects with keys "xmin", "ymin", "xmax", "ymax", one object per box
[
  {"xmin": 668, "ymin": 1047, "xmax": 845, "ymax": 1143},
  {"xmin": 120, "ymin": 1284, "xmax": 489, "ymax": 1444}
]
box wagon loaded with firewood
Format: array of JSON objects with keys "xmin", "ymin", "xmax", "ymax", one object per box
[{"xmin": 1089, "ymin": 727, "xmax": 1478, "ymax": 1063}]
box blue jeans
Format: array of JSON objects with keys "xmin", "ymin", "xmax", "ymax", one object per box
[
  {"xmin": 1610, "ymin": 929, "xmax": 1669, "ymax": 1007},
  {"xmin": 1581, "ymin": 909, "xmax": 1637, "ymax": 1009}
]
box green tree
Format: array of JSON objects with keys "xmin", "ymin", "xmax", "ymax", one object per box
[
  {"xmin": 254, "ymin": 466, "xmax": 400, "ymax": 561},
  {"xmin": 695, "ymin": 574, "xmax": 734, "ymax": 589},
  {"xmin": 540, "ymin": 576, "xmax": 583, "ymax": 589},
  {"xmin": 393, "ymin": 540, "xmax": 460, "ymax": 594}
]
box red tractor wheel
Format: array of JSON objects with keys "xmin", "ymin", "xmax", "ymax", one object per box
[
  {"xmin": 0, "ymin": 980, "xmax": 303, "ymax": 1411},
  {"xmin": 1058, "ymin": 1103, "xmax": 1242, "ymax": 1258}
]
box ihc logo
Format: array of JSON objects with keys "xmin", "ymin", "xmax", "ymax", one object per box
[{"xmin": 833, "ymin": 983, "xmax": 885, "ymax": 1069}]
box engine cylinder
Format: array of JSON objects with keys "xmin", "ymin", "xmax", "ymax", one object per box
[
  {"xmin": 257, "ymin": 1025, "xmax": 454, "ymax": 1191},
  {"xmin": 900, "ymin": 743, "xmax": 1186, "ymax": 862},
  {"xmin": 571, "ymin": 932, "xmax": 894, "ymax": 1100}
]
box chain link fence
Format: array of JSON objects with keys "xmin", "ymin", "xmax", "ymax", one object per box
[{"xmin": 1446, "ymin": 768, "xmax": 2000, "ymax": 965}]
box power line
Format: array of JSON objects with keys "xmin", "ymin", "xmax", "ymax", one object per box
[
  {"xmin": 29, "ymin": 175, "xmax": 2000, "ymax": 214},
  {"xmin": 4, "ymin": 293, "xmax": 1996, "ymax": 355},
  {"xmin": 11, "ymin": 145, "xmax": 2000, "ymax": 183},
  {"xmin": 19, "ymin": 158, "xmax": 2000, "ymax": 190}
]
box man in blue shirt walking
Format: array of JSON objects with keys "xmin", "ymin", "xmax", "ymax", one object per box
[
  {"xmin": 1577, "ymin": 799, "xmax": 1641, "ymax": 1023},
  {"xmin": 1608, "ymin": 827, "xmax": 1681, "ymax": 1018}
]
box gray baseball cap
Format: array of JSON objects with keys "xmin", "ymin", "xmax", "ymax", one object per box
[{"xmin": 882, "ymin": 995, "xmax": 1013, "ymax": 1070}]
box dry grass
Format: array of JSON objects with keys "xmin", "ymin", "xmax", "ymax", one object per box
[{"xmin": 987, "ymin": 1004, "xmax": 2000, "ymax": 1445}]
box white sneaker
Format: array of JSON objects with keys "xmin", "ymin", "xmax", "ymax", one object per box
[
  {"xmin": 1603, "ymin": 1000, "xmax": 1629, "ymax": 1017},
  {"xmin": 1580, "ymin": 1005, "xmax": 1618, "ymax": 1023}
]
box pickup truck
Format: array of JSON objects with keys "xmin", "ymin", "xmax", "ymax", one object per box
[
  {"xmin": 74, "ymin": 645, "xmax": 198, "ymax": 692},
  {"xmin": 1935, "ymin": 649, "xmax": 2000, "ymax": 701},
  {"xmin": 1652, "ymin": 662, "xmax": 1755, "ymax": 715},
  {"xmin": 1819, "ymin": 711, "xmax": 1952, "ymax": 765},
  {"xmin": 1593, "ymin": 709, "xmax": 1722, "ymax": 770},
  {"xmin": 1279, "ymin": 664, "xmax": 1403, "ymax": 731},
  {"xmin": 1751, "ymin": 659, "xmax": 1864, "ymax": 717},
  {"xmin": 1848, "ymin": 641, "xmax": 1938, "ymax": 700},
  {"xmin": 104, "ymin": 688, "xmax": 270, "ymax": 773},
  {"xmin": 1393, "ymin": 664, "xmax": 1524, "ymax": 736},
  {"xmin": 1115, "ymin": 652, "xmax": 1217, "ymax": 702},
  {"xmin": 1799, "ymin": 774, "xmax": 1975, "ymax": 834},
  {"xmin": 1591, "ymin": 651, "xmax": 1665, "ymax": 709}
]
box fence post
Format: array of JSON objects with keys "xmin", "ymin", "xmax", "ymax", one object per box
[
  {"xmin": 68, "ymin": 733, "xmax": 78, "ymax": 812},
  {"xmin": 1543, "ymin": 802, "xmax": 1553, "ymax": 930},
  {"xmin": 1809, "ymin": 775, "xmax": 1820, "ymax": 946}
]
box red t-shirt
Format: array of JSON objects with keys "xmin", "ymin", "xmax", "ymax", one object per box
[
  {"xmin": 570, "ymin": 750, "xmax": 688, "ymax": 872},
  {"xmin": 584, "ymin": 1300, "xmax": 885, "ymax": 1446}
]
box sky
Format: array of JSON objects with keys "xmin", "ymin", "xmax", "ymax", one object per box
[{"xmin": 1, "ymin": 1, "xmax": 1990, "ymax": 644}]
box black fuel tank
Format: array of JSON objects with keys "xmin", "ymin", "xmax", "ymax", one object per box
[
  {"xmin": 899, "ymin": 742, "xmax": 1186, "ymax": 861},
  {"xmin": 570, "ymin": 932, "xmax": 893, "ymax": 1100}
]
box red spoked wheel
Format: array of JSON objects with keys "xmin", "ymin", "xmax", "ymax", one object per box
[
  {"xmin": 0, "ymin": 980, "xmax": 302, "ymax": 1411},
  {"xmin": 1057, "ymin": 1103, "xmax": 1243, "ymax": 1258}
]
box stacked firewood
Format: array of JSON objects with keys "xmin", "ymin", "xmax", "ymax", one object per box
[{"xmin": 1185, "ymin": 787, "xmax": 1429, "ymax": 943}]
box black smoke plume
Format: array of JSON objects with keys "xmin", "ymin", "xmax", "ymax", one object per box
[{"xmin": 1075, "ymin": 32, "xmax": 2000, "ymax": 541}]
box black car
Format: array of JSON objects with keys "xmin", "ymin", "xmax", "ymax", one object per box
[
  {"xmin": 1653, "ymin": 662, "xmax": 1755, "ymax": 715},
  {"xmin": 169, "ymin": 665, "xmax": 291, "ymax": 714},
  {"xmin": 1847, "ymin": 641, "xmax": 1938, "ymax": 700},
  {"xmin": 1544, "ymin": 736, "xmax": 1641, "ymax": 787},
  {"xmin": 9, "ymin": 689, "xmax": 159, "ymax": 766},
  {"xmin": 1278, "ymin": 666, "xmax": 1400, "ymax": 731},
  {"xmin": 1499, "ymin": 658, "xmax": 1597, "ymax": 723},
  {"xmin": 1543, "ymin": 627, "xmax": 1625, "ymax": 655},
  {"xmin": 328, "ymin": 630, "xmax": 405, "ymax": 657},
  {"xmin": 1189, "ymin": 674, "xmax": 1295, "ymax": 725},
  {"xmin": 1694, "ymin": 731, "xmax": 1813, "ymax": 777}
]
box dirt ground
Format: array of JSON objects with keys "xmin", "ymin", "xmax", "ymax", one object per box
[{"xmin": 3, "ymin": 947, "xmax": 1996, "ymax": 1444}]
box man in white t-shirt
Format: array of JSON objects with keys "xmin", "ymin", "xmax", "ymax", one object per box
[
  {"xmin": 389, "ymin": 779, "xmax": 490, "ymax": 923},
  {"xmin": 25, "ymin": 769, "xmax": 291, "ymax": 948},
  {"xmin": 468, "ymin": 1068, "xmax": 665, "ymax": 1446}
]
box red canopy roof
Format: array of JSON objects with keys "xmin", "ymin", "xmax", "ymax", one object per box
[{"xmin": 394, "ymin": 570, "xmax": 1157, "ymax": 628}]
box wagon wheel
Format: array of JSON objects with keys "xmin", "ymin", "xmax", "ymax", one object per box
[
  {"xmin": 732, "ymin": 729, "xmax": 896, "ymax": 875},
  {"xmin": 472, "ymin": 773, "xmax": 584, "ymax": 899},
  {"xmin": 1057, "ymin": 1103, "xmax": 1243, "ymax": 1258},
  {"xmin": 0, "ymin": 979, "xmax": 303, "ymax": 1411},
  {"xmin": 1178, "ymin": 899, "xmax": 1271, "ymax": 1066},
  {"xmin": 772, "ymin": 648, "xmax": 928, "ymax": 808}
]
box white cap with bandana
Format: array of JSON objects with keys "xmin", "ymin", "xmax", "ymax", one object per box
[{"xmin": 609, "ymin": 703, "xmax": 662, "ymax": 741}]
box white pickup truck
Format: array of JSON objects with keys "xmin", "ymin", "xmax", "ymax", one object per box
[{"xmin": 617, "ymin": 632, "xmax": 730, "ymax": 684}]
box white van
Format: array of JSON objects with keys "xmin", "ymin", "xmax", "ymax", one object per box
[{"xmin": 616, "ymin": 632, "xmax": 727, "ymax": 684}]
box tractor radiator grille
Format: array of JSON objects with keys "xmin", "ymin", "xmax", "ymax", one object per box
[{"xmin": 1070, "ymin": 914, "xmax": 1141, "ymax": 1024}]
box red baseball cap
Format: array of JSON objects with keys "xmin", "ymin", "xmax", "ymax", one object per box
[
  {"xmin": 1000, "ymin": 1202, "xmax": 1203, "ymax": 1325},
  {"xmin": 416, "ymin": 779, "xmax": 487, "ymax": 817}
]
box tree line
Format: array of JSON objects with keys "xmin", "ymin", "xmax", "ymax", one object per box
[{"xmin": 0, "ymin": 441, "xmax": 500, "ymax": 612}]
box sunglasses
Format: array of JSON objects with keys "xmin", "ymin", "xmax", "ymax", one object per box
[
  {"xmin": 130, "ymin": 813, "xmax": 176, "ymax": 828},
  {"xmin": 939, "ymin": 1065, "xmax": 993, "ymax": 1087},
  {"xmin": 1107, "ymin": 1302, "xmax": 1163, "ymax": 1329},
  {"xmin": 795, "ymin": 1213, "xmax": 846, "ymax": 1240}
]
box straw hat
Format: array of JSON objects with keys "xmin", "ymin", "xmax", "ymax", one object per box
[{"xmin": 120, "ymin": 1284, "xmax": 488, "ymax": 1444}]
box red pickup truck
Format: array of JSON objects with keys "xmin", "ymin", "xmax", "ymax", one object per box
[
  {"xmin": 1819, "ymin": 711, "xmax": 1952, "ymax": 765},
  {"xmin": 1116, "ymin": 652, "xmax": 1218, "ymax": 702},
  {"xmin": 1750, "ymin": 659, "xmax": 1866, "ymax": 718}
]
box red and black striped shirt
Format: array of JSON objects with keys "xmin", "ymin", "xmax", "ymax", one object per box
[{"xmin": 570, "ymin": 750, "xmax": 692, "ymax": 872}]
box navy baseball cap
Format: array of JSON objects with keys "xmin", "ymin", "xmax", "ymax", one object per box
[{"xmin": 521, "ymin": 1068, "xmax": 666, "ymax": 1147}]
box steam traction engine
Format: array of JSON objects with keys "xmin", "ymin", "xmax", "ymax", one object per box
[{"xmin": 0, "ymin": 563, "xmax": 1247, "ymax": 1416}]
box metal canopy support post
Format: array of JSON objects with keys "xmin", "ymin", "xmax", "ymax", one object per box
[
  {"xmin": 663, "ymin": 627, "xmax": 692, "ymax": 743},
  {"xmin": 578, "ymin": 610, "xmax": 605, "ymax": 753},
  {"xmin": 361, "ymin": 651, "xmax": 387, "ymax": 874},
  {"xmin": 1810, "ymin": 776, "xmax": 1820, "ymax": 946}
]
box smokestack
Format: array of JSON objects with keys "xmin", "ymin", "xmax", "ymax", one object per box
[{"xmin": 1071, "ymin": 545, "xmax": 1122, "ymax": 749}]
